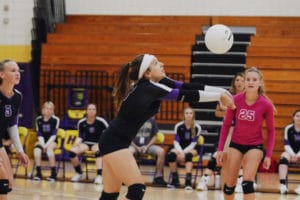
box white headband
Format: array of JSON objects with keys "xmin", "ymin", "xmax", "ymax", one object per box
[{"xmin": 138, "ymin": 54, "xmax": 155, "ymax": 80}]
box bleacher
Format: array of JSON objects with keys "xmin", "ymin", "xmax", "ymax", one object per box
[{"xmin": 39, "ymin": 15, "xmax": 300, "ymax": 162}]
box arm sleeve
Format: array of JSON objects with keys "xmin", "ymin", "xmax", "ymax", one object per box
[
  {"xmin": 173, "ymin": 124, "xmax": 183, "ymax": 152},
  {"xmin": 283, "ymin": 124, "xmax": 296, "ymax": 156},
  {"xmin": 174, "ymin": 139, "xmax": 183, "ymax": 152},
  {"xmin": 217, "ymin": 108, "xmax": 235, "ymax": 151},
  {"xmin": 265, "ymin": 103, "xmax": 276, "ymax": 158},
  {"xmin": 7, "ymin": 125, "xmax": 24, "ymax": 153},
  {"xmin": 38, "ymin": 136, "xmax": 45, "ymax": 147}
]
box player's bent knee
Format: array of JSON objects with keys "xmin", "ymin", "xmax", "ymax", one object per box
[
  {"xmin": 126, "ymin": 183, "xmax": 146, "ymax": 200},
  {"xmin": 242, "ymin": 180, "xmax": 254, "ymax": 194},
  {"xmin": 279, "ymin": 157, "xmax": 289, "ymax": 165},
  {"xmin": 99, "ymin": 191, "xmax": 119, "ymax": 200},
  {"xmin": 223, "ymin": 183, "xmax": 235, "ymax": 195},
  {"xmin": 167, "ymin": 152, "xmax": 177, "ymax": 162},
  {"xmin": 69, "ymin": 151, "xmax": 77, "ymax": 158},
  {"xmin": 0, "ymin": 179, "xmax": 10, "ymax": 194},
  {"xmin": 185, "ymin": 152, "xmax": 193, "ymax": 162}
]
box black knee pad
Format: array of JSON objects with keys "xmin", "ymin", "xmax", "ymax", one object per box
[
  {"xmin": 279, "ymin": 157, "xmax": 289, "ymax": 165},
  {"xmin": 69, "ymin": 151, "xmax": 77, "ymax": 158},
  {"xmin": 35, "ymin": 144, "xmax": 43, "ymax": 150},
  {"xmin": 0, "ymin": 179, "xmax": 10, "ymax": 194},
  {"xmin": 185, "ymin": 152, "xmax": 193, "ymax": 162},
  {"xmin": 95, "ymin": 150, "xmax": 101, "ymax": 158},
  {"xmin": 167, "ymin": 152, "xmax": 177, "ymax": 162},
  {"xmin": 99, "ymin": 191, "xmax": 119, "ymax": 200},
  {"xmin": 242, "ymin": 180, "xmax": 254, "ymax": 194},
  {"xmin": 126, "ymin": 184, "xmax": 146, "ymax": 200},
  {"xmin": 207, "ymin": 157, "xmax": 217, "ymax": 171},
  {"xmin": 223, "ymin": 183, "xmax": 235, "ymax": 195}
]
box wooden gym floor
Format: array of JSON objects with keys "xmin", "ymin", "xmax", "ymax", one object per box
[{"xmin": 8, "ymin": 162, "xmax": 300, "ymax": 200}]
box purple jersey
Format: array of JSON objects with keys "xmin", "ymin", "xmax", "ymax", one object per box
[{"xmin": 218, "ymin": 93, "xmax": 275, "ymax": 157}]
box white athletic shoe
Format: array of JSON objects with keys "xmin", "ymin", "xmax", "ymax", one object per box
[
  {"xmin": 235, "ymin": 176, "xmax": 243, "ymax": 193},
  {"xmin": 71, "ymin": 173, "xmax": 83, "ymax": 182},
  {"xmin": 196, "ymin": 176, "xmax": 208, "ymax": 191},
  {"xmin": 295, "ymin": 186, "xmax": 300, "ymax": 195},
  {"xmin": 94, "ymin": 175, "xmax": 103, "ymax": 184},
  {"xmin": 279, "ymin": 184, "xmax": 288, "ymax": 194}
]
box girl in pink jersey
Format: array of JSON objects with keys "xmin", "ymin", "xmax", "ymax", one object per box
[{"xmin": 216, "ymin": 67, "xmax": 275, "ymax": 200}]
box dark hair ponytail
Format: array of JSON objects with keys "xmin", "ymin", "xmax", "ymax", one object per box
[
  {"xmin": 113, "ymin": 63, "xmax": 131, "ymax": 109},
  {"xmin": 113, "ymin": 54, "xmax": 144, "ymax": 110}
]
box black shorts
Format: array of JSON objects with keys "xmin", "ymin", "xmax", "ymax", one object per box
[
  {"xmin": 84, "ymin": 142, "xmax": 96, "ymax": 151},
  {"xmin": 229, "ymin": 141, "xmax": 263, "ymax": 155}
]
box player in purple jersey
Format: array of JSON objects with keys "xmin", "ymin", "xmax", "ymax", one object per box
[
  {"xmin": 216, "ymin": 67, "xmax": 276, "ymax": 200},
  {"xmin": 33, "ymin": 101, "xmax": 60, "ymax": 182},
  {"xmin": 278, "ymin": 109, "xmax": 300, "ymax": 194},
  {"xmin": 167, "ymin": 107, "xmax": 201, "ymax": 190},
  {"xmin": 98, "ymin": 54, "xmax": 235, "ymax": 200},
  {"xmin": 69, "ymin": 103, "xmax": 109, "ymax": 184},
  {"xmin": 0, "ymin": 60, "xmax": 29, "ymax": 199}
]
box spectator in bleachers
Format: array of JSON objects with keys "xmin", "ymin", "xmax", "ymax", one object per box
[
  {"xmin": 278, "ymin": 109, "xmax": 300, "ymax": 194},
  {"xmin": 33, "ymin": 101, "xmax": 60, "ymax": 182},
  {"xmin": 129, "ymin": 117, "xmax": 167, "ymax": 187},
  {"xmin": 167, "ymin": 107, "xmax": 202, "ymax": 190},
  {"xmin": 216, "ymin": 67, "xmax": 276, "ymax": 200},
  {"xmin": 197, "ymin": 72, "xmax": 245, "ymax": 191},
  {"xmin": 69, "ymin": 103, "xmax": 109, "ymax": 184}
]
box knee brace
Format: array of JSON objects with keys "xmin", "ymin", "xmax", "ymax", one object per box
[
  {"xmin": 242, "ymin": 180, "xmax": 255, "ymax": 194},
  {"xmin": 279, "ymin": 157, "xmax": 289, "ymax": 165},
  {"xmin": 207, "ymin": 157, "xmax": 217, "ymax": 171},
  {"xmin": 95, "ymin": 150, "xmax": 101, "ymax": 158},
  {"xmin": 46, "ymin": 149, "xmax": 54, "ymax": 158},
  {"xmin": 126, "ymin": 184, "xmax": 146, "ymax": 200},
  {"xmin": 69, "ymin": 151, "xmax": 77, "ymax": 158},
  {"xmin": 185, "ymin": 152, "xmax": 193, "ymax": 162},
  {"xmin": 167, "ymin": 152, "xmax": 177, "ymax": 162},
  {"xmin": 223, "ymin": 183, "xmax": 235, "ymax": 195},
  {"xmin": 0, "ymin": 179, "xmax": 10, "ymax": 194},
  {"xmin": 99, "ymin": 191, "xmax": 119, "ymax": 200}
]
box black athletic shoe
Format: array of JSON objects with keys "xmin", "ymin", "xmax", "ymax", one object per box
[
  {"xmin": 152, "ymin": 176, "xmax": 167, "ymax": 187},
  {"xmin": 167, "ymin": 178, "xmax": 180, "ymax": 188},
  {"xmin": 33, "ymin": 173, "xmax": 42, "ymax": 181},
  {"xmin": 46, "ymin": 173, "xmax": 57, "ymax": 182},
  {"xmin": 185, "ymin": 179, "xmax": 193, "ymax": 190},
  {"xmin": 185, "ymin": 173, "xmax": 193, "ymax": 190}
]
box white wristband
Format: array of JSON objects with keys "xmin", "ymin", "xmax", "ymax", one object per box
[
  {"xmin": 8, "ymin": 125, "xmax": 24, "ymax": 153},
  {"xmin": 199, "ymin": 90, "xmax": 221, "ymax": 102}
]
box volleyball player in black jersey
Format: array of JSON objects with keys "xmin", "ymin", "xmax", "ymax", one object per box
[
  {"xmin": 0, "ymin": 60, "xmax": 29, "ymax": 199},
  {"xmin": 33, "ymin": 101, "xmax": 60, "ymax": 182},
  {"xmin": 69, "ymin": 103, "xmax": 109, "ymax": 184},
  {"xmin": 98, "ymin": 54, "xmax": 235, "ymax": 200}
]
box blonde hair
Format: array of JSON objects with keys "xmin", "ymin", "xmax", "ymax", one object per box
[
  {"xmin": 42, "ymin": 101, "xmax": 55, "ymax": 116},
  {"xmin": 245, "ymin": 67, "xmax": 277, "ymax": 113},
  {"xmin": 0, "ymin": 59, "xmax": 14, "ymax": 85},
  {"xmin": 183, "ymin": 107, "xmax": 197, "ymax": 138}
]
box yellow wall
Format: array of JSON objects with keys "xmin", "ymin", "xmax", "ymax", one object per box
[{"xmin": 0, "ymin": 45, "xmax": 31, "ymax": 62}]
